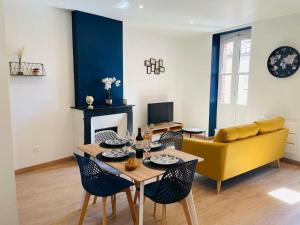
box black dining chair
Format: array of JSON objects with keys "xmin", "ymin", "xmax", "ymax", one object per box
[
  {"xmin": 144, "ymin": 160, "xmax": 198, "ymax": 225},
  {"xmin": 150, "ymin": 131, "xmax": 184, "ymax": 215},
  {"xmin": 74, "ymin": 153, "xmax": 136, "ymax": 225},
  {"xmin": 134, "ymin": 131, "xmax": 184, "ymax": 204},
  {"xmin": 159, "ymin": 131, "xmax": 183, "ymax": 150},
  {"xmin": 92, "ymin": 130, "xmax": 120, "ymax": 209}
]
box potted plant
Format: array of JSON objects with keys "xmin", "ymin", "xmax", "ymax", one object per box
[{"xmin": 102, "ymin": 76, "xmax": 121, "ymax": 105}]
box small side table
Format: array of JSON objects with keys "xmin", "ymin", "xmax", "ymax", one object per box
[{"xmin": 181, "ymin": 127, "xmax": 206, "ymax": 139}]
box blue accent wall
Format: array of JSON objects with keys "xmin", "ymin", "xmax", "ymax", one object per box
[
  {"xmin": 208, "ymin": 27, "xmax": 251, "ymax": 136},
  {"xmin": 72, "ymin": 11, "xmax": 123, "ymax": 107}
]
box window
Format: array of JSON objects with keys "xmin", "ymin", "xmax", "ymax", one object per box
[{"xmin": 219, "ymin": 31, "xmax": 251, "ymax": 106}]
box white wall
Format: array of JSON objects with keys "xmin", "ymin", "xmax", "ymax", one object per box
[
  {"xmin": 123, "ymin": 26, "xmax": 184, "ymax": 132},
  {"xmin": 247, "ymin": 13, "xmax": 300, "ymax": 160},
  {"xmin": 0, "ymin": 0, "xmax": 19, "ymax": 224},
  {"xmin": 5, "ymin": 1, "xmax": 74, "ymax": 169},
  {"xmin": 182, "ymin": 34, "xmax": 212, "ymax": 131},
  {"xmin": 182, "ymin": 13, "xmax": 300, "ymax": 160}
]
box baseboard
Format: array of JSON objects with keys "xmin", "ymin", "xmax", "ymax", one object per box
[
  {"xmin": 281, "ymin": 157, "xmax": 300, "ymax": 166},
  {"xmin": 15, "ymin": 156, "xmax": 74, "ymax": 175}
]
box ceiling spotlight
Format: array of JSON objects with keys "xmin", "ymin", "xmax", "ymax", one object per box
[
  {"xmin": 114, "ymin": 0, "xmax": 130, "ymax": 9},
  {"xmin": 139, "ymin": 4, "xmax": 144, "ymax": 9},
  {"xmin": 189, "ymin": 20, "xmax": 194, "ymax": 25}
]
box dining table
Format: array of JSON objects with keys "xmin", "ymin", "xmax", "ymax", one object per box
[{"xmin": 76, "ymin": 143, "xmax": 203, "ymax": 225}]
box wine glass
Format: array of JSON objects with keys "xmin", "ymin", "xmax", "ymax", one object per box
[
  {"xmin": 143, "ymin": 132, "xmax": 151, "ymax": 158},
  {"xmin": 124, "ymin": 129, "xmax": 130, "ymax": 143}
]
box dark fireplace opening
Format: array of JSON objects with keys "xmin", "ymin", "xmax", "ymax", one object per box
[{"xmin": 95, "ymin": 126, "xmax": 118, "ymax": 134}]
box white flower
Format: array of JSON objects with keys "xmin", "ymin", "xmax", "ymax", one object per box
[
  {"xmin": 102, "ymin": 77, "xmax": 109, "ymax": 84},
  {"xmin": 102, "ymin": 76, "xmax": 121, "ymax": 91},
  {"xmin": 115, "ymin": 80, "xmax": 121, "ymax": 87}
]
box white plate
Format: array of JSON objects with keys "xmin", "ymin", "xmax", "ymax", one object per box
[
  {"xmin": 104, "ymin": 139, "xmax": 127, "ymax": 146},
  {"xmin": 102, "ymin": 149, "xmax": 129, "ymax": 158},
  {"xmin": 150, "ymin": 154, "xmax": 179, "ymax": 165},
  {"xmin": 151, "ymin": 141, "xmax": 162, "ymax": 149}
]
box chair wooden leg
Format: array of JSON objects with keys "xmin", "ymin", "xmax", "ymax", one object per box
[
  {"xmin": 78, "ymin": 192, "xmax": 91, "ymax": 225},
  {"xmin": 180, "ymin": 198, "xmax": 193, "ymax": 225},
  {"xmin": 276, "ymin": 159, "xmax": 280, "ymax": 168},
  {"xmin": 162, "ymin": 204, "xmax": 166, "ymax": 225},
  {"xmin": 93, "ymin": 196, "xmax": 97, "ymax": 204},
  {"xmin": 153, "ymin": 202, "xmax": 157, "ymax": 217},
  {"xmin": 153, "ymin": 176, "xmax": 159, "ymax": 217},
  {"xmin": 110, "ymin": 195, "xmax": 116, "ymax": 217},
  {"xmin": 125, "ymin": 188, "xmax": 137, "ymax": 225},
  {"xmin": 102, "ymin": 197, "xmax": 107, "ymax": 225},
  {"xmin": 217, "ymin": 180, "xmax": 222, "ymax": 194}
]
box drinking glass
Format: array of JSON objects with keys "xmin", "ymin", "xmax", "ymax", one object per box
[
  {"xmin": 124, "ymin": 129, "xmax": 130, "ymax": 143},
  {"xmin": 143, "ymin": 132, "xmax": 151, "ymax": 158}
]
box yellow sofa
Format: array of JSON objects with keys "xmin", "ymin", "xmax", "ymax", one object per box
[{"xmin": 182, "ymin": 117, "xmax": 288, "ymax": 193}]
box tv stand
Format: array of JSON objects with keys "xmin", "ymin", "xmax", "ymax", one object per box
[{"xmin": 142, "ymin": 122, "xmax": 183, "ymax": 135}]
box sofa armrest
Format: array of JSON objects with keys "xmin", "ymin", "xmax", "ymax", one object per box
[{"xmin": 182, "ymin": 138, "xmax": 228, "ymax": 181}]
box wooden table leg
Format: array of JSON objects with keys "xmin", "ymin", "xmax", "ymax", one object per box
[
  {"xmin": 186, "ymin": 190, "xmax": 199, "ymax": 225},
  {"xmin": 134, "ymin": 181, "xmax": 140, "ymax": 204},
  {"xmin": 138, "ymin": 181, "xmax": 144, "ymax": 225}
]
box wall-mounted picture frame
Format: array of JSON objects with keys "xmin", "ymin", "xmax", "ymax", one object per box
[
  {"xmin": 159, "ymin": 59, "xmax": 163, "ymax": 67},
  {"xmin": 145, "ymin": 58, "xmax": 165, "ymax": 75},
  {"xmin": 151, "ymin": 64, "xmax": 155, "ymax": 72},
  {"xmin": 144, "ymin": 60, "xmax": 151, "ymax": 66},
  {"xmin": 147, "ymin": 66, "xmax": 151, "ymax": 74},
  {"xmin": 155, "ymin": 61, "xmax": 160, "ymax": 69},
  {"xmin": 150, "ymin": 58, "xmax": 156, "ymax": 65}
]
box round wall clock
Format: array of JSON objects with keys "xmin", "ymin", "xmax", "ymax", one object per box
[{"xmin": 267, "ymin": 46, "xmax": 300, "ymax": 78}]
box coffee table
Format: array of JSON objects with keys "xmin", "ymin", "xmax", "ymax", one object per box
[{"xmin": 181, "ymin": 127, "xmax": 206, "ymax": 139}]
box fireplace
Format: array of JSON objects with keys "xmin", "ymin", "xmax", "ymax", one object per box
[
  {"xmin": 95, "ymin": 126, "xmax": 118, "ymax": 134},
  {"xmin": 71, "ymin": 104, "xmax": 134, "ymax": 145}
]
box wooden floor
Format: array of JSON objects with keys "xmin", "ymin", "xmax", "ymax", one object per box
[{"xmin": 16, "ymin": 160, "xmax": 300, "ymax": 225}]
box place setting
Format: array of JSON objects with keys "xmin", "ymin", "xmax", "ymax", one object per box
[
  {"xmin": 142, "ymin": 153, "xmax": 184, "ymax": 170},
  {"xmin": 97, "ymin": 138, "xmax": 130, "ymax": 162},
  {"xmin": 99, "ymin": 138, "xmax": 129, "ymax": 149}
]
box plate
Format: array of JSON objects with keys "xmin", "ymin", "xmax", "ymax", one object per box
[
  {"xmin": 102, "ymin": 149, "xmax": 129, "ymax": 159},
  {"xmin": 150, "ymin": 154, "xmax": 179, "ymax": 166},
  {"xmin": 104, "ymin": 138, "xmax": 128, "ymax": 147},
  {"xmin": 151, "ymin": 141, "xmax": 163, "ymax": 149}
]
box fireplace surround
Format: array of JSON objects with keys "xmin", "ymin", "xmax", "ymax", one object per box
[{"xmin": 71, "ymin": 104, "xmax": 134, "ymax": 144}]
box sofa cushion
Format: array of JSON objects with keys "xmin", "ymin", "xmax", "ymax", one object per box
[
  {"xmin": 255, "ymin": 116, "xmax": 285, "ymax": 134},
  {"xmin": 213, "ymin": 123, "xmax": 259, "ymax": 143}
]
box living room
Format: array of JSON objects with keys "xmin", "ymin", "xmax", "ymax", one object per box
[{"xmin": 1, "ymin": 0, "xmax": 300, "ymax": 225}]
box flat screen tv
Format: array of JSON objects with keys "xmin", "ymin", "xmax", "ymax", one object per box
[{"xmin": 148, "ymin": 102, "xmax": 173, "ymax": 124}]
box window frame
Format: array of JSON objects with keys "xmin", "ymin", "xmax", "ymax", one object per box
[{"xmin": 218, "ymin": 30, "xmax": 251, "ymax": 106}]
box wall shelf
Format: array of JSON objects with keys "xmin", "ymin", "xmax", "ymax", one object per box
[{"xmin": 9, "ymin": 62, "xmax": 46, "ymax": 76}]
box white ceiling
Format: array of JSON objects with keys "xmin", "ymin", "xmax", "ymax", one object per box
[{"xmin": 28, "ymin": 0, "xmax": 300, "ymax": 37}]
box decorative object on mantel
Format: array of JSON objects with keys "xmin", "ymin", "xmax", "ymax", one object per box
[
  {"xmin": 17, "ymin": 47, "xmax": 24, "ymax": 75},
  {"xmin": 144, "ymin": 58, "xmax": 165, "ymax": 75},
  {"xmin": 102, "ymin": 76, "xmax": 121, "ymax": 105},
  {"xmin": 85, "ymin": 96, "xmax": 94, "ymax": 110},
  {"xmin": 9, "ymin": 62, "xmax": 46, "ymax": 76},
  {"xmin": 267, "ymin": 46, "xmax": 300, "ymax": 78},
  {"xmin": 123, "ymin": 99, "xmax": 127, "ymax": 105}
]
